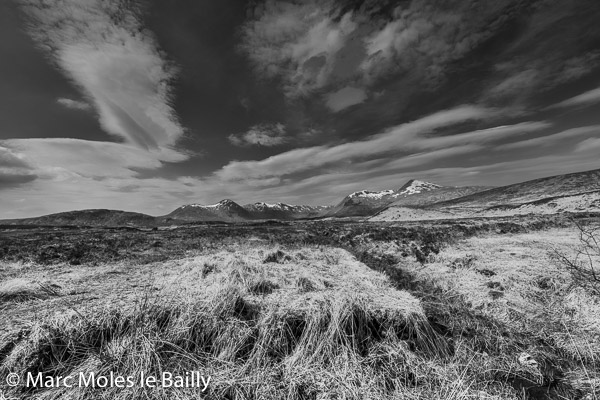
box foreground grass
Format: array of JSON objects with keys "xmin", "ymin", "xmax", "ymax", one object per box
[
  {"xmin": 0, "ymin": 218, "xmax": 598, "ymax": 399},
  {"xmin": 0, "ymin": 246, "xmax": 512, "ymax": 399}
]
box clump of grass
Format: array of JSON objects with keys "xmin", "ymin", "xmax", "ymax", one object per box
[
  {"xmin": 0, "ymin": 279, "xmax": 60, "ymax": 303},
  {"xmin": 0, "ymin": 289, "xmax": 448, "ymax": 399},
  {"xmin": 0, "ymin": 247, "xmax": 459, "ymax": 400},
  {"xmin": 247, "ymin": 279, "xmax": 279, "ymax": 295},
  {"xmin": 263, "ymin": 250, "xmax": 291, "ymax": 264},
  {"xmin": 295, "ymin": 277, "xmax": 317, "ymax": 293}
]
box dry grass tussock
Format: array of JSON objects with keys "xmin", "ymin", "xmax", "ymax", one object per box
[
  {"xmin": 0, "ymin": 278, "xmax": 62, "ymax": 302},
  {"xmin": 0, "ymin": 246, "xmax": 471, "ymax": 400}
]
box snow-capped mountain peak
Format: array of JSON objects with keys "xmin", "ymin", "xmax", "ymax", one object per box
[
  {"xmin": 397, "ymin": 179, "xmax": 442, "ymax": 195},
  {"xmin": 183, "ymin": 199, "xmax": 240, "ymax": 209}
]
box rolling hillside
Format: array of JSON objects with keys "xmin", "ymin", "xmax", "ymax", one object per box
[
  {"xmin": 0, "ymin": 209, "xmax": 157, "ymax": 227},
  {"xmin": 432, "ymin": 168, "xmax": 600, "ymax": 212},
  {"xmin": 329, "ymin": 179, "xmax": 490, "ymax": 217},
  {"xmin": 372, "ymin": 168, "xmax": 600, "ymax": 221}
]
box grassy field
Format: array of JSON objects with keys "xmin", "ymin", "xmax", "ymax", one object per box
[{"xmin": 0, "ymin": 215, "xmax": 598, "ymax": 399}]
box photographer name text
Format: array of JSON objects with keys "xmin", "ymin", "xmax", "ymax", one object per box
[{"xmin": 25, "ymin": 371, "xmax": 210, "ymax": 390}]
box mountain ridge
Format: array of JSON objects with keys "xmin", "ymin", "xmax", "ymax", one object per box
[
  {"xmin": 372, "ymin": 168, "xmax": 600, "ymax": 221},
  {"xmin": 327, "ymin": 179, "xmax": 490, "ymax": 218},
  {"xmin": 2, "ymin": 168, "xmax": 600, "ymax": 226}
]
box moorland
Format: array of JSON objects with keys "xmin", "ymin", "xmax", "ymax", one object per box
[{"xmin": 0, "ymin": 213, "xmax": 599, "ymax": 399}]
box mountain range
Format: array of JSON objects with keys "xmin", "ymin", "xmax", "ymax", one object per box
[
  {"xmin": 163, "ymin": 200, "xmax": 330, "ymax": 223},
  {"xmin": 1, "ymin": 168, "xmax": 599, "ymax": 226},
  {"xmin": 372, "ymin": 168, "xmax": 600, "ymax": 221}
]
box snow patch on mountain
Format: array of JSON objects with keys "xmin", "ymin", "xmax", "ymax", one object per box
[
  {"xmin": 397, "ymin": 180, "xmax": 442, "ymax": 195},
  {"xmin": 347, "ymin": 180, "xmax": 442, "ymax": 201},
  {"xmin": 184, "ymin": 199, "xmax": 238, "ymax": 209},
  {"xmin": 348, "ymin": 190, "xmax": 396, "ymax": 200}
]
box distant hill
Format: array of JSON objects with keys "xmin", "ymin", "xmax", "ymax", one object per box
[
  {"xmin": 372, "ymin": 168, "xmax": 600, "ymax": 221},
  {"xmin": 0, "ymin": 209, "xmax": 156, "ymax": 227},
  {"xmin": 390, "ymin": 186, "xmax": 494, "ymax": 207},
  {"xmin": 431, "ymin": 168, "xmax": 600, "ymax": 212},
  {"xmin": 328, "ymin": 179, "xmax": 490, "ymax": 217}
]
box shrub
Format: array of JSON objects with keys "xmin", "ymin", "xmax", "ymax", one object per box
[{"xmin": 554, "ymin": 222, "xmax": 600, "ymax": 295}]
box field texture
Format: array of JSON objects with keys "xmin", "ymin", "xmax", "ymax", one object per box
[{"xmin": 0, "ymin": 216, "xmax": 598, "ymax": 399}]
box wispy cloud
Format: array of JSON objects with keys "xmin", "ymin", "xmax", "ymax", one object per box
[
  {"xmin": 550, "ymin": 87, "xmax": 600, "ymax": 109},
  {"xmin": 0, "ymin": 138, "xmax": 192, "ymax": 217},
  {"xmin": 496, "ymin": 126, "xmax": 600, "ymax": 150},
  {"xmin": 57, "ymin": 97, "xmax": 92, "ymax": 111},
  {"xmin": 2, "ymin": 138, "xmax": 187, "ymax": 181},
  {"xmin": 215, "ymin": 106, "xmax": 509, "ymax": 182},
  {"xmin": 18, "ymin": 0, "xmax": 184, "ymax": 151},
  {"xmin": 228, "ymin": 123, "xmax": 288, "ymax": 147},
  {"xmin": 575, "ymin": 137, "xmax": 600, "ymax": 153}
]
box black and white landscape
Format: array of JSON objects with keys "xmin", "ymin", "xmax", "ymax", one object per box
[{"xmin": 1, "ymin": 1, "xmax": 600, "ymax": 399}]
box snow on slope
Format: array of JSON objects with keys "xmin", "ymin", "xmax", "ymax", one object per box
[
  {"xmin": 347, "ymin": 180, "xmax": 442, "ymax": 200},
  {"xmin": 397, "ymin": 180, "xmax": 442, "ymax": 195},
  {"xmin": 330, "ymin": 179, "xmax": 446, "ymax": 218},
  {"xmin": 183, "ymin": 199, "xmax": 238, "ymax": 210},
  {"xmin": 370, "ymin": 191, "xmax": 600, "ymax": 222},
  {"xmin": 348, "ymin": 190, "xmax": 396, "ymax": 200}
]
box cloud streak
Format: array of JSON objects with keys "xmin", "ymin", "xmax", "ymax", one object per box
[
  {"xmin": 1, "ymin": 138, "xmax": 187, "ymax": 180},
  {"xmin": 496, "ymin": 126, "xmax": 600, "ymax": 150},
  {"xmin": 215, "ymin": 106, "xmax": 538, "ymax": 182},
  {"xmin": 57, "ymin": 98, "xmax": 92, "ymax": 111},
  {"xmin": 550, "ymin": 87, "xmax": 600, "ymax": 109},
  {"xmin": 18, "ymin": 0, "xmax": 184, "ymax": 151}
]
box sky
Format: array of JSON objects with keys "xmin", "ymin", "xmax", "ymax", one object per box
[{"xmin": 1, "ymin": 0, "xmax": 600, "ymax": 218}]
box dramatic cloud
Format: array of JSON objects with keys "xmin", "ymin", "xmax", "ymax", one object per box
[
  {"xmin": 2, "ymin": 0, "xmax": 600, "ymax": 218},
  {"xmin": 216, "ymin": 106, "xmax": 518, "ymax": 182},
  {"xmin": 241, "ymin": 0, "xmax": 357, "ymax": 98},
  {"xmin": 361, "ymin": 3, "xmax": 491, "ymax": 85},
  {"xmin": 228, "ymin": 123, "xmax": 288, "ymax": 147},
  {"xmin": 18, "ymin": 0, "xmax": 184, "ymax": 151},
  {"xmin": 57, "ymin": 97, "xmax": 92, "ymax": 111}
]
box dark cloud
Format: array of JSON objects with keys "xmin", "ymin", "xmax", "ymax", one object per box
[{"xmin": 2, "ymin": 0, "xmax": 600, "ymax": 216}]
